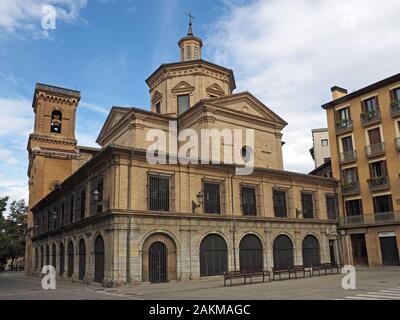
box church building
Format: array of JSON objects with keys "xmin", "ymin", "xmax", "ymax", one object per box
[{"xmin": 26, "ymin": 22, "xmax": 339, "ymax": 286}]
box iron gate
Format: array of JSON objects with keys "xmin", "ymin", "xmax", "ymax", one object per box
[
  {"xmin": 273, "ymin": 235, "xmax": 294, "ymax": 269},
  {"xmin": 302, "ymin": 235, "xmax": 320, "ymax": 267},
  {"xmin": 149, "ymin": 241, "xmax": 168, "ymax": 283},
  {"xmin": 78, "ymin": 239, "xmax": 86, "ymax": 280},
  {"xmin": 59, "ymin": 243, "xmax": 65, "ymax": 274},
  {"xmin": 239, "ymin": 235, "xmax": 263, "ymax": 272},
  {"xmin": 94, "ymin": 235, "xmax": 105, "ymax": 283},
  {"xmin": 200, "ymin": 234, "xmax": 228, "ymax": 276}
]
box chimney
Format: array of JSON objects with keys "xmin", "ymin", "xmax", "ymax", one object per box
[{"xmin": 331, "ymin": 86, "xmax": 348, "ymax": 100}]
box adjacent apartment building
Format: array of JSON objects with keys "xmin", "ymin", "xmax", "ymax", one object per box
[{"xmin": 322, "ymin": 74, "xmax": 400, "ymax": 267}]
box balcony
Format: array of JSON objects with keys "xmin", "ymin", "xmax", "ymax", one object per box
[
  {"xmin": 367, "ymin": 176, "xmax": 390, "ymax": 192},
  {"xmin": 391, "ymin": 101, "xmax": 400, "ymax": 117},
  {"xmin": 341, "ymin": 182, "xmax": 360, "ymax": 196},
  {"xmin": 365, "ymin": 142, "xmax": 385, "ymax": 158},
  {"xmin": 360, "ymin": 109, "xmax": 381, "ymax": 126},
  {"xmin": 339, "ymin": 211, "xmax": 400, "ymax": 228},
  {"xmin": 395, "ymin": 137, "xmax": 400, "ymax": 151},
  {"xmin": 339, "ymin": 149, "xmax": 357, "ymax": 164},
  {"xmin": 335, "ymin": 118, "xmax": 353, "ymax": 134}
]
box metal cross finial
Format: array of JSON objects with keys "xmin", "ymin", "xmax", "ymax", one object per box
[{"xmin": 185, "ymin": 12, "xmax": 195, "ymax": 24}]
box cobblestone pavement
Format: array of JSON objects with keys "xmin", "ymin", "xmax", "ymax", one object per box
[{"xmin": 1, "ymin": 268, "xmax": 399, "ymax": 300}]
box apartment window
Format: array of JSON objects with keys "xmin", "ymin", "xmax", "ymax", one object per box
[
  {"xmin": 149, "ymin": 175, "xmax": 170, "ymax": 211},
  {"xmin": 362, "ymin": 97, "xmax": 379, "ymax": 113},
  {"xmin": 80, "ymin": 188, "xmax": 86, "ymax": 219},
  {"xmin": 373, "ymin": 195, "xmax": 393, "ymax": 213},
  {"xmin": 203, "ymin": 182, "xmax": 221, "ymax": 214},
  {"xmin": 342, "ymin": 167, "xmax": 358, "ymax": 184},
  {"xmin": 70, "ymin": 196, "xmax": 74, "ymax": 223},
  {"xmin": 345, "ymin": 199, "xmax": 363, "ymax": 216},
  {"xmin": 273, "ymin": 190, "xmax": 287, "ymax": 218},
  {"xmin": 240, "ymin": 186, "xmax": 257, "ymax": 216},
  {"xmin": 321, "ymin": 139, "xmax": 329, "ymax": 147},
  {"xmin": 341, "ymin": 136, "xmax": 353, "ymax": 152},
  {"xmin": 177, "ymin": 94, "xmax": 190, "ymax": 114},
  {"xmin": 370, "ymin": 160, "xmax": 387, "ymax": 178},
  {"xmin": 392, "ymin": 87, "xmax": 400, "ymax": 102},
  {"xmin": 326, "ymin": 195, "xmax": 337, "ymax": 220},
  {"xmin": 155, "ymin": 102, "xmax": 160, "ymax": 113},
  {"xmin": 337, "ymin": 107, "xmax": 351, "ymax": 122},
  {"xmin": 368, "ymin": 127, "xmax": 382, "ymax": 145},
  {"xmin": 301, "ymin": 192, "xmax": 314, "ymax": 219}
]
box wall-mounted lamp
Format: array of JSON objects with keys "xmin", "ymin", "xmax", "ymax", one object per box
[
  {"xmin": 192, "ymin": 192, "xmax": 203, "ymax": 213},
  {"xmin": 93, "ymin": 190, "xmax": 100, "ymax": 202},
  {"xmin": 295, "ymin": 209, "xmax": 303, "ymax": 219}
]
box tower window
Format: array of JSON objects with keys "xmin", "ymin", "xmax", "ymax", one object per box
[
  {"xmin": 50, "ymin": 110, "xmax": 62, "ymax": 134},
  {"xmin": 194, "ymin": 46, "xmax": 199, "ymax": 60},
  {"xmin": 177, "ymin": 94, "xmax": 190, "ymax": 114},
  {"xmin": 186, "ymin": 45, "xmax": 192, "ymax": 61},
  {"xmin": 155, "ymin": 102, "xmax": 161, "ymax": 113}
]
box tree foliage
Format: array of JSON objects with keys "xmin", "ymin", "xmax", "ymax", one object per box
[{"xmin": 0, "ymin": 197, "xmax": 28, "ymax": 265}]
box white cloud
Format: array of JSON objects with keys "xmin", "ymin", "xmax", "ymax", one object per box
[
  {"xmin": 80, "ymin": 101, "xmax": 110, "ymax": 115},
  {"xmin": 0, "ymin": 97, "xmax": 33, "ymax": 136},
  {"xmin": 0, "ymin": 175, "xmax": 28, "ymax": 205},
  {"xmin": 0, "ymin": 148, "xmax": 18, "ymax": 166},
  {"xmin": 0, "ymin": 0, "xmax": 88, "ymax": 38},
  {"xmin": 206, "ymin": 0, "xmax": 400, "ymax": 173}
]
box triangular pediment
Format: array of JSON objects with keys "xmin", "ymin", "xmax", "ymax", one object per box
[
  {"xmin": 206, "ymin": 83, "xmax": 225, "ymax": 96},
  {"xmin": 151, "ymin": 90, "xmax": 163, "ymax": 103},
  {"xmin": 207, "ymin": 92, "xmax": 288, "ymax": 126},
  {"xmin": 171, "ymin": 81, "xmax": 195, "ymax": 93},
  {"xmin": 96, "ymin": 107, "xmax": 130, "ymax": 144}
]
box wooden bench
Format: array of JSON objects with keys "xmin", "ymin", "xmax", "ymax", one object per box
[
  {"xmin": 289, "ymin": 265, "xmax": 311, "ymax": 279},
  {"xmin": 223, "ymin": 271, "xmax": 247, "ymax": 287},
  {"xmin": 311, "ymin": 264, "xmax": 325, "ymax": 276},
  {"xmin": 272, "ymin": 267, "xmax": 290, "ymax": 281},
  {"xmin": 224, "ymin": 270, "xmax": 271, "ymax": 286},
  {"xmin": 312, "ymin": 263, "xmax": 343, "ymax": 276},
  {"xmin": 246, "ymin": 270, "xmax": 271, "ymax": 284}
]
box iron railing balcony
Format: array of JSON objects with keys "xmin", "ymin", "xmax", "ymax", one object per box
[
  {"xmin": 360, "ymin": 109, "xmax": 381, "ymax": 126},
  {"xmin": 365, "ymin": 142, "xmax": 385, "ymax": 158},
  {"xmin": 341, "ymin": 182, "xmax": 360, "ymax": 196},
  {"xmin": 395, "ymin": 137, "xmax": 400, "ymax": 151},
  {"xmin": 367, "ymin": 176, "xmax": 390, "ymax": 192},
  {"xmin": 338, "ymin": 211, "xmax": 400, "ymax": 228},
  {"xmin": 335, "ymin": 118, "xmax": 353, "ymax": 133},
  {"xmin": 339, "ymin": 149, "xmax": 357, "ymax": 163},
  {"xmin": 390, "ymin": 101, "xmax": 400, "ymax": 117}
]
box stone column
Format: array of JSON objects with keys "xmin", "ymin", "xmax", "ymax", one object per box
[
  {"xmin": 294, "ymin": 229, "xmax": 302, "ymax": 265},
  {"xmin": 264, "ymin": 228, "xmax": 273, "ymax": 270}
]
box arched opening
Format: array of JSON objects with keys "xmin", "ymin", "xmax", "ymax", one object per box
[
  {"xmin": 239, "ymin": 234, "xmax": 263, "ymax": 272},
  {"xmin": 45, "ymin": 245, "xmax": 50, "ymax": 266},
  {"xmin": 200, "ymin": 234, "xmax": 228, "ymax": 276},
  {"xmin": 50, "ymin": 110, "xmax": 62, "ymax": 134},
  {"xmin": 148, "ymin": 241, "xmax": 168, "ymax": 283},
  {"xmin": 35, "ymin": 247, "xmax": 38, "ymax": 271},
  {"xmin": 273, "ymin": 235, "xmax": 294, "ymax": 269},
  {"xmin": 302, "ymin": 235, "xmax": 321, "ymax": 267},
  {"xmin": 94, "ymin": 235, "xmax": 105, "ymax": 283},
  {"xmin": 78, "ymin": 239, "xmax": 86, "ymax": 281},
  {"xmin": 142, "ymin": 233, "xmax": 177, "ymax": 283},
  {"xmin": 67, "ymin": 241, "xmax": 74, "ymax": 277},
  {"xmin": 59, "ymin": 243, "xmax": 65, "ymax": 275},
  {"xmin": 51, "ymin": 244, "xmax": 56, "ymax": 269},
  {"xmin": 40, "ymin": 246, "xmax": 44, "ymax": 270}
]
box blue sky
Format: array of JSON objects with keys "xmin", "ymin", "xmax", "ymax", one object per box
[{"xmin": 1, "ymin": 0, "xmax": 400, "ymax": 205}]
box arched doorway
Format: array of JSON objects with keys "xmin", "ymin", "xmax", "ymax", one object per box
[
  {"xmin": 200, "ymin": 234, "xmax": 228, "ymax": 276},
  {"xmin": 59, "ymin": 243, "xmax": 65, "ymax": 275},
  {"xmin": 273, "ymin": 235, "xmax": 294, "ymax": 269},
  {"xmin": 67, "ymin": 241, "xmax": 74, "ymax": 277},
  {"xmin": 239, "ymin": 234, "xmax": 263, "ymax": 272},
  {"xmin": 302, "ymin": 235, "xmax": 321, "ymax": 267},
  {"xmin": 94, "ymin": 235, "xmax": 105, "ymax": 283},
  {"xmin": 51, "ymin": 244, "xmax": 56, "ymax": 269},
  {"xmin": 45, "ymin": 245, "xmax": 50, "ymax": 266},
  {"xmin": 142, "ymin": 233, "xmax": 177, "ymax": 283},
  {"xmin": 78, "ymin": 239, "xmax": 86, "ymax": 280},
  {"xmin": 148, "ymin": 241, "xmax": 167, "ymax": 283}
]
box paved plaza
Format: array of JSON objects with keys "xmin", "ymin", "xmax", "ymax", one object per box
[{"xmin": 0, "ymin": 268, "xmax": 399, "ymax": 300}]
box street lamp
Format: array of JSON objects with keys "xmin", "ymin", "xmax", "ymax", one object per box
[{"xmin": 192, "ymin": 192, "xmax": 203, "ymax": 213}]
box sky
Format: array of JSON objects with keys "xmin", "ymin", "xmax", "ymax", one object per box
[{"xmin": 1, "ymin": 0, "xmax": 400, "ymax": 207}]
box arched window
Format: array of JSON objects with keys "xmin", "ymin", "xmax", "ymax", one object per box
[
  {"xmin": 45, "ymin": 245, "xmax": 50, "ymax": 266},
  {"xmin": 78, "ymin": 239, "xmax": 86, "ymax": 280},
  {"xmin": 67, "ymin": 241, "xmax": 74, "ymax": 277},
  {"xmin": 51, "ymin": 244, "xmax": 57, "ymax": 268},
  {"xmin": 302, "ymin": 235, "xmax": 321, "ymax": 267},
  {"xmin": 200, "ymin": 234, "xmax": 228, "ymax": 276},
  {"xmin": 239, "ymin": 234, "xmax": 263, "ymax": 272},
  {"xmin": 94, "ymin": 235, "xmax": 105, "ymax": 283},
  {"xmin": 50, "ymin": 110, "xmax": 62, "ymax": 134},
  {"xmin": 59, "ymin": 243, "xmax": 65, "ymax": 275},
  {"xmin": 273, "ymin": 235, "xmax": 294, "ymax": 269}
]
